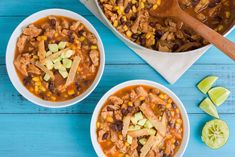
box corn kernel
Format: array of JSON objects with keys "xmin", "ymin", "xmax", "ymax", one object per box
[
  {"xmin": 29, "ymin": 87, "xmax": 34, "ymax": 92},
  {"xmin": 118, "ymin": 134, "xmax": 123, "ymax": 140},
  {"xmin": 54, "ymin": 32, "xmax": 58, "ymax": 37},
  {"xmin": 125, "ymin": 142, "xmax": 129, "ymax": 146},
  {"xmin": 128, "ymin": 101, "xmax": 133, "ymax": 106},
  {"xmin": 152, "ymin": 4, "xmax": 158, "ymax": 10},
  {"xmin": 132, "ymin": 6, "xmax": 137, "ymax": 13},
  {"xmin": 106, "ymin": 116, "xmax": 113, "ymax": 123},
  {"xmin": 167, "ymin": 99, "xmax": 173, "ymax": 104},
  {"xmin": 123, "ymin": 25, "xmax": 128, "ymax": 31},
  {"xmin": 217, "ymin": 25, "xmax": 223, "ymax": 31},
  {"xmin": 126, "ymin": 30, "xmax": 132, "ymax": 38},
  {"xmin": 113, "ymin": 20, "xmax": 119, "ymax": 27},
  {"xmin": 131, "ymin": 0, "xmax": 137, "ymax": 4},
  {"xmin": 166, "ymin": 103, "xmax": 171, "ymax": 109},
  {"xmin": 33, "ymin": 55, "xmax": 39, "ymax": 60},
  {"xmin": 46, "ymin": 92, "xmax": 52, "ymax": 97},
  {"xmin": 68, "ymin": 89, "xmax": 75, "ymax": 95},
  {"xmin": 79, "ymin": 36, "xmax": 85, "ymax": 42},
  {"xmin": 91, "ymin": 45, "xmax": 98, "ymax": 50},
  {"xmin": 34, "ymin": 86, "xmax": 39, "ymax": 93},
  {"xmin": 51, "ymin": 96, "xmax": 56, "ymax": 101},
  {"xmin": 41, "ymin": 36, "xmax": 47, "ymax": 40},
  {"xmin": 139, "ymin": 96, "xmax": 145, "ymax": 101},
  {"xmin": 157, "ymin": 0, "xmax": 161, "ymax": 5},
  {"xmin": 35, "ymin": 81, "xmax": 41, "ymax": 86},
  {"xmin": 32, "ymin": 77, "xmax": 40, "ymax": 82},
  {"xmin": 40, "ymin": 86, "xmax": 46, "ymax": 92},
  {"xmin": 63, "ymin": 94, "xmax": 68, "ymax": 98},
  {"xmin": 125, "ymin": 155, "xmax": 130, "ymax": 157},
  {"xmin": 159, "ymin": 94, "xmax": 164, "ymax": 99},
  {"xmin": 96, "ymin": 122, "xmax": 100, "ymax": 128},
  {"xmin": 140, "ymin": 2, "xmax": 145, "ymax": 9},
  {"xmin": 176, "ymin": 119, "xmax": 182, "ymax": 124},
  {"xmin": 171, "ymin": 138, "xmax": 176, "ymax": 144},
  {"xmin": 37, "ymin": 36, "xmax": 41, "ymax": 41},
  {"xmin": 171, "ymin": 111, "xmax": 175, "ymax": 117},
  {"xmin": 146, "ymin": 32, "xmax": 152, "ymax": 39},
  {"xmin": 225, "ymin": 11, "xmax": 231, "ymax": 18},
  {"xmin": 176, "ymin": 108, "xmax": 180, "ymax": 113},
  {"xmin": 118, "ymin": 153, "xmax": 124, "ymax": 157}
]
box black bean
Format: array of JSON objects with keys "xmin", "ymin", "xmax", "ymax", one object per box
[
  {"xmin": 102, "ymin": 132, "xmax": 109, "ymax": 140},
  {"xmin": 140, "ymin": 37, "xmax": 146, "ymax": 46},
  {"xmin": 130, "ymin": 15, "xmax": 137, "ymax": 21},
  {"xmin": 23, "ymin": 75, "xmax": 31, "ymax": 86},
  {"xmin": 191, "ymin": 0, "xmax": 200, "ymax": 6},
  {"xmin": 116, "ymin": 0, "xmax": 121, "ymax": 5},
  {"xmin": 168, "ymin": 121, "xmax": 175, "ymax": 128},
  {"xmin": 135, "ymin": 3, "xmax": 139, "ymax": 8},
  {"xmin": 48, "ymin": 81, "xmax": 55, "ymax": 93},
  {"xmin": 124, "ymin": 3, "xmax": 131, "ymax": 13},
  {"xmin": 77, "ymin": 30, "xmax": 84, "ymax": 37},
  {"xmin": 75, "ymin": 82, "xmax": 81, "ymax": 91},
  {"xmin": 137, "ymin": 144, "xmax": 142, "ymax": 154},
  {"xmin": 127, "ymin": 106, "xmax": 133, "ymax": 113},
  {"xmin": 214, "ymin": 0, "xmax": 221, "ymax": 3},
  {"xmin": 126, "ymin": 21, "xmax": 132, "ymax": 27},
  {"xmin": 120, "ymin": 17, "xmax": 126, "ymax": 25},
  {"xmin": 111, "ymin": 120, "xmax": 123, "ymax": 132},
  {"xmin": 208, "ymin": 2, "xmax": 216, "ymax": 8},
  {"xmin": 121, "ymin": 108, "xmax": 128, "ymax": 116},
  {"xmin": 140, "ymin": 100, "xmax": 145, "ymax": 105},
  {"xmin": 49, "ymin": 19, "xmax": 56, "ymax": 28},
  {"xmin": 44, "ymin": 40, "xmax": 49, "ymax": 51},
  {"xmin": 155, "ymin": 30, "xmax": 163, "ymax": 39},
  {"xmin": 172, "ymin": 44, "xmax": 179, "ymax": 52},
  {"xmin": 172, "ymin": 103, "xmax": 177, "ymax": 109},
  {"xmin": 175, "ymin": 140, "xmax": 180, "ymax": 146},
  {"xmin": 131, "ymin": 33, "xmax": 139, "ymax": 40}
]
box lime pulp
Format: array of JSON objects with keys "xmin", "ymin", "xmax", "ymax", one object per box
[{"xmin": 208, "ymin": 87, "xmax": 230, "ymax": 106}]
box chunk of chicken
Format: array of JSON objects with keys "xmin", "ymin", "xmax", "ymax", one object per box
[
  {"xmin": 23, "ymin": 24, "xmax": 42, "ymax": 38},
  {"xmin": 17, "ymin": 35, "xmax": 28, "ymax": 53},
  {"xmin": 89, "ymin": 50, "xmax": 99, "ymax": 66},
  {"xmin": 109, "ymin": 96, "xmax": 123, "ymax": 105}
]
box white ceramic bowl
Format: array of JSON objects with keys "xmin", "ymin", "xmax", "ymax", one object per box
[
  {"xmin": 90, "ymin": 80, "xmax": 190, "ymax": 157},
  {"xmin": 6, "ymin": 9, "xmax": 105, "ymax": 108},
  {"xmin": 95, "ymin": 1, "xmax": 235, "ymax": 55}
]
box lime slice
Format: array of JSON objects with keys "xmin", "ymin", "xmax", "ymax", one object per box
[
  {"xmin": 197, "ymin": 76, "xmax": 218, "ymax": 94},
  {"xmin": 201, "ymin": 119, "xmax": 229, "ymax": 149},
  {"xmin": 208, "ymin": 87, "xmax": 230, "ymax": 106},
  {"xmin": 199, "ymin": 98, "xmax": 219, "ymax": 119}
]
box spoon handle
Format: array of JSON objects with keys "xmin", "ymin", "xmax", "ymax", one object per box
[{"xmin": 176, "ymin": 9, "xmax": 235, "ymax": 61}]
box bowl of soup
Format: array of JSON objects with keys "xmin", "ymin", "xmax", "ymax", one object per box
[
  {"xmin": 95, "ymin": 0, "xmax": 235, "ymax": 53},
  {"xmin": 91, "ymin": 80, "xmax": 190, "ymax": 157},
  {"xmin": 6, "ymin": 9, "xmax": 105, "ymax": 108}
]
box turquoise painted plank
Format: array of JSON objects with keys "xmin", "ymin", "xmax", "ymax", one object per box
[
  {"xmin": 0, "ymin": 0, "xmax": 91, "ymax": 16},
  {"xmin": 0, "ymin": 16, "xmax": 234, "ymax": 65},
  {"xmin": 0, "ymin": 114, "xmax": 234, "ymax": 157},
  {"xmin": 0, "ymin": 64, "xmax": 234, "ymax": 114}
]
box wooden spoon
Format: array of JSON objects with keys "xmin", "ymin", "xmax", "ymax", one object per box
[{"xmin": 150, "ymin": 0, "xmax": 235, "ymax": 61}]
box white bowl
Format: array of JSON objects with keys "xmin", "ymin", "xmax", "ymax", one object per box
[
  {"xmin": 95, "ymin": 1, "xmax": 235, "ymax": 55},
  {"xmin": 90, "ymin": 80, "xmax": 190, "ymax": 157},
  {"xmin": 6, "ymin": 9, "xmax": 105, "ymax": 108}
]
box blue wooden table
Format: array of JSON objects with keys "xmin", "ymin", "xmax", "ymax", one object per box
[{"xmin": 0, "ymin": 0, "xmax": 234, "ymax": 156}]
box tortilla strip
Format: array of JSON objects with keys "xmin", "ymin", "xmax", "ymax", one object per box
[
  {"xmin": 149, "ymin": 93, "xmax": 166, "ymax": 105},
  {"xmin": 122, "ymin": 114, "xmax": 132, "ymax": 137},
  {"xmin": 35, "ymin": 61, "xmax": 54, "ymax": 80},
  {"xmin": 140, "ymin": 136, "xmax": 158, "ymax": 157},
  {"xmin": 38, "ymin": 40, "xmax": 46, "ymax": 62},
  {"xmin": 44, "ymin": 48, "xmax": 69, "ymax": 62},
  {"xmin": 140, "ymin": 103, "xmax": 167, "ymax": 136},
  {"xmin": 152, "ymin": 133, "xmax": 164, "ymax": 150},
  {"xmin": 64, "ymin": 56, "xmax": 81, "ymax": 87},
  {"xmin": 128, "ymin": 129, "xmax": 150, "ymax": 137}
]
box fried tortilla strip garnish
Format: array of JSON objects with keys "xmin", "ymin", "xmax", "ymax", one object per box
[
  {"xmin": 38, "ymin": 40, "xmax": 46, "ymax": 62},
  {"xmin": 128, "ymin": 129, "xmax": 151, "ymax": 137},
  {"xmin": 122, "ymin": 114, "xmax": 132, "ymax": 137},
  {"xmin": 64, "ymin": 56, "xmax": 81, "ymax": 87},
  {"xmin": 140, "ymin": 103, "xmax": 167, "ymax": 136},
  {"xmin": 35, "ymin": 61, "xmax": 55, "ymax": 80},
  {"xmin": 140, "ymin": 135, "xmax": 158, "ymax": 157},
  {"xmin": 44, "ymin": 48, "xmax": 70, "ymax": 63}
]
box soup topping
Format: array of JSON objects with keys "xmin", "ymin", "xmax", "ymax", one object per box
[
  {"xmin": 96, "ymin": 85, "xmax": 184, "ymax": 157},
  {"xmin": 14, "ymin": 16, "xmax": 100, "ymax": 101},
  {"xmin": 98, "ymin": 0, "xmax": 235, "ymax": 52}
]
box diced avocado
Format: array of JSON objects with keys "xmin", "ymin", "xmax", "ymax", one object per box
[
  {"xmin": 139, "ymin": 138, "xmax": 147, "ymax": 145},
  {"xmin": 48, "ymin": 44, "xmax": 59, "ymax": 53},
  {"xmin": 144, "ymin": 120, "xmax": 153, "ymax": 129},
  {"xmin": 43, "ymin": 73, "xmax": 50, "ymax": 81},
  {"xmin": 138, "ymin": 119, "xmax": 147, "ymax": 126},
  {"xmin": 148, "ymin": 129, "xmax": 156, "ymax": 136},
  {"xmin": 52, "ymin": 57, "xmax": 62, "ymax": 63},
  {"xmin": 58, "ymin": 41, "xmax": 67, "ymax": 49},
  {"xmin": 128, "ymin": 125, "xmax": 141, "ymax": 131},
  {"xmin": 134, "ymin": 112, "xmax": 143, "ymax": 121},
  {"xmin": 54, "ymin": 61, "xmax": 63, "ymax": 70},
  {"xmin": 59, "ymin": 67, "xmax": 68, "ymax": 78},
  {"xmin": 61, "ymin": 49, "xmax": 75, "ymax": 59},
  {"xmin": 127, "ymin": 135, "xmax": 133, "ymax": 144},
  {"xmin": 62, "ymin": 58, "xmax": 73, "ymax": 69},
  {"xmin": 46, "ymin": 51, "xmax": 52, "ymax": 57},
  {"xmin": 45, "ymin": 60, "xmax": 54, "ymax": 70},
  {"xmin": 131, "ymin": 117, "xmax": 138, "ymax": 125}
]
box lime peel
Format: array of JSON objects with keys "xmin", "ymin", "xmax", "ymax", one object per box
[
  {"xmin": 208, "ymin": 87, "xmax": 230, "ymax": 106},
  {"xmin": 199, "ymin": 97, "xmax": 219, "ymax": 118},
  {"xmin": 197, "ymin": 76, "xmax": 218, "ymax": 94}
]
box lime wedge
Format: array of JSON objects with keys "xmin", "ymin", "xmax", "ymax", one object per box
[
  {"xmin": 202, "ymin": 119, "xmax": 229, "ymax": 149},
  {"xmin": 199, "ymin": 98, "xmax": 219, "ymax": 118},
  {"xmin": 208, "ymin": 87, "xmax": 230, "ymax": 106},
  {"xmin": 197, "ymin": 76, "xmax": 218, "ymax": 94}
]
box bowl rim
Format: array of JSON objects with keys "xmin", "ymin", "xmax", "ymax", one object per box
[
  {"xmin": 90, "ymin": 80, "xmax": 190, "ymax": 157},
  {"xmin": 5, "ymin": 9, "xmax": 105, "ymax": 108},
  {"xmin": 95, "ymin": 0, "xmax": 235, "ymax": 55}
]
